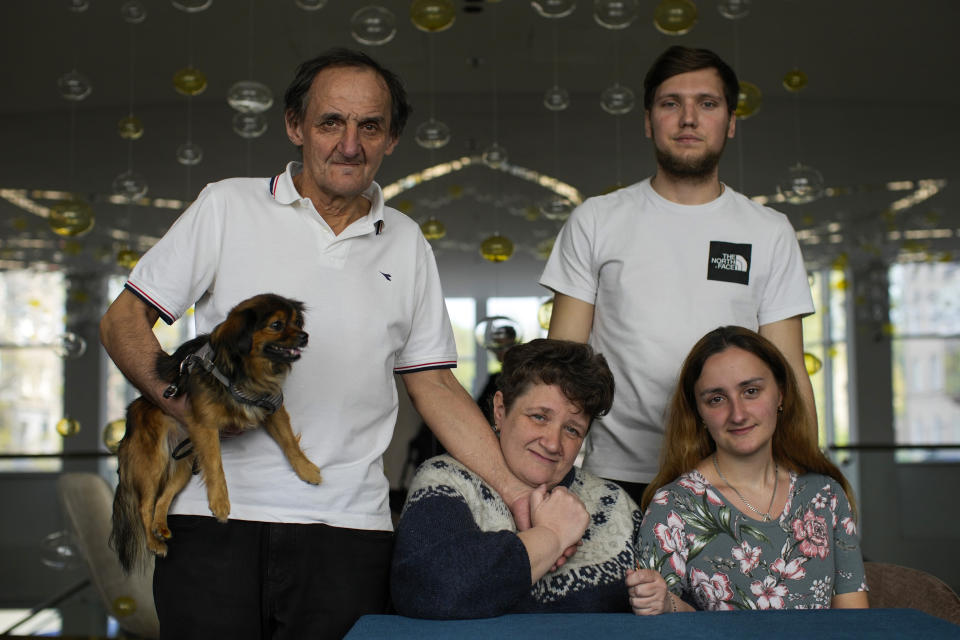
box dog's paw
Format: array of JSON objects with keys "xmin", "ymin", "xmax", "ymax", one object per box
[
  {"xmin": 147, "ymin": 538, "xmax": 168, "ymax": 557},
  {"xmin": 209, "ymin": 499, "xmax": 231, "ymax": 523},
  {"xmin": 152, "ymin": 524, "xmax": 172, "ymax": 540},
  {"xmin": 294, "ymin": 462, "xmax": 323, "ymax": 485}
]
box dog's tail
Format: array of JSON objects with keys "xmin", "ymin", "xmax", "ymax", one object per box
[{"xmin": 109, "ymin": 461, "xmax": 147, "ymax": 574}]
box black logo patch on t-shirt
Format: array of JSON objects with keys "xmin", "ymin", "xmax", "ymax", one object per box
[{"xmin": 707, "ymin": 241, "xmax": 752, "ymax": 285}]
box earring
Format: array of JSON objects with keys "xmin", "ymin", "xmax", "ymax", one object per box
[
  {"xmin": 777, "ymin": 405, "xmax": 783, "ymax": 413},
  {"xmin": 491, "ymin": 423, "xmax": 500, "ymax": 435}
]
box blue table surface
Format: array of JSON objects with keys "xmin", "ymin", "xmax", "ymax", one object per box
[{"xmin": 346, "ymin": 609, "xmax": 960, "ymax": 639}]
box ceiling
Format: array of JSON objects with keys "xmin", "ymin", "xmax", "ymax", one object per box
[{"xmin": 1, "ymin": 0, "xmax": 959, "ymax": 291}]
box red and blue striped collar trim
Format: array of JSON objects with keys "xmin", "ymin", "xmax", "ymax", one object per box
[{"xmin": 269, "ymin": 173, "xmax": 282, "ymax": 199}]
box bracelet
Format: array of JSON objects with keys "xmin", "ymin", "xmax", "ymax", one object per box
[{"xmin": 669, "ymin": 592, "xmax": 677, "ymax": 613}]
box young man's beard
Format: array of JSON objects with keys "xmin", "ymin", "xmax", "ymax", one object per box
[{"xmin": 654, "ymin": 144, "xmax": 724, "ymax": 181}]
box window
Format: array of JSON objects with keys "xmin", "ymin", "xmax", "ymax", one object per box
[
  {"xmin": 889, "ymin": 261, "xmax": 960, "ymax": 462},
  {"xmin": 484, "ymin": 296, "xmax": 548, "ymax": 376},
  {"xmin": 0, "ymin": 270, "xmax": 65, "ymax": 471},
  {"xmin": 444, "ymin": 297, "xmax": 477, "ymax": 392}
]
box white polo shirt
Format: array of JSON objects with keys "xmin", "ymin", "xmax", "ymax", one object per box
[{"xmin": 126, "ymin": 162, "xmax": 457, "ymax": 530}]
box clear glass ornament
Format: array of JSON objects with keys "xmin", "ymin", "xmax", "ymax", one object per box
[
  {"xmin": 480, "ymin": 234, "xmax": 514, "ymax": 262},
  {"xmin": 295, "ymin": 0, "xmax": 327, "ymax": 9},
  {"xmin": 600, "ymin": 82, "xmax": 635, "ymax": 115},
  {"xmin": 67, "ymin": 0, "xmax": 90, "ymax": 12},
  {"xmin": 40, "ymin": 531, "xmax": 81, "ymax": 570},
  {"xmin": 735, "ymin": 80, "xmax": 762, "ymax": 119},
  {"xmin": 103, "ymin": 418, "xmax": 126, "ymax": 453},
  {"xmin": 475, "ymin": 316, "xmax": 522, "ymax": 350},
  {"xmin": 543, "ymin": 85, "xmax": 570, "ymax": 111},
  {"xmin": 56, "ymin": 332, "xmax": 87, "ymax": 359},
  {"xmin": 120, "ymin": 1, "xmax": 147, "ymax": 23},
  {"xmin": 717, "ymin": 0, "xmax": 750, "ymax": 19},
  {"xmin": 58, "ymin": 70, "xmax": 92, "ymax": 101},
  {"xmin": 56, "ymin": 417, "xmax": 81, "ymax": 437},
  {"xmin": 539, "ymin": 196, "xmax": 573, "ymax": 220},
  {"xmin": 410, "ymin": 0, "xmax": 456, "ymax": 33},
  {"xmin": 532, "ymin": 0, "xmax": 577, "ymax": 19},
  {"xmin": 227, "ymin": 80, "xmax": 274, "ymax": 113},
  {"xmin": 117, "ymin": 115, "xmax": 144, "ymax": 140},
  {"xmin": 112, "ymin": 170, "xmax": 149, "ymax": 201},
  {"xmin": 176, "ymin": 141, "xmax": 204, "ymax": 165},
  {"xmin": 350, "ymin": 6, "xmax": 397, "ymax": 46},
  {"xmin": 482, "ymin": 143, "xmax": 508, "ymax": 169},
  {"xmin": 594, "ymin": 0, "xmax": 638, "ymax": 29},
  {"xmin": 232, "ymin": 112, "xmax": 268, "ymax": 139},
  {"xmin": 173, "ymin": 67, "xmax": 207, "ymax": 96},
  {"xmin": 420, "ymin": 217, "xmax": 447, "ymax": 240},
  {"xmin": 171, "ymin": 0, "xmax": 213, "ymax": 12},
  {"xmin": 782, "ymin": 69, "xmax": 808, "ymax": 92},
  {"xmin": 653, "ymin": 0, "xmax": 697, "ymax": 35},
  {"xmin": 777, "ymin": 163, "xmax": 824, "ymax": 204},
  {"xmin": 414, "ymin": 118, "xmax": 451, "ymax": 149},
  {"xmin": 48, "ymin": 199, "xmax": 95, "ymax": 237}
]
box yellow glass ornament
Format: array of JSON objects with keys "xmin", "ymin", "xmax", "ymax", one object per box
[
  {"xmin": 56, "ymin": 417, "xmax": 81, "ymax": 437},
  {"xmin": 831, "ymin": 253, "xmax": 848, "ymax": 270},
  {"xmin": 538, "ymin": 298, "xmax": 554, "ymax": 330},
  {"xmin": 420, "ymin": 217, "xmax": 446, "ymax": 241},
  {"xmin": 410, "ymin": 0, "xmax": 456, "ymax": 32},
  {"xmin": 833, "ymin": 278, "xmax": 848, "ymax": 291},
  {"xmin": 735, "ymin": 81, "xmax": 762, "ymax": 119},
  {"xmin": 112, "ymin": 596, "xmax": 137, "ymax": 617},
  {"xmin": 447, "ymin": 184, "xmax": 463, "ymax": 199},
  {"xmin": 63, "ymin": 241, "xmax": 83, "ymax": 256},
  {"xmin": 116, "ymin": 248, "xmax": 140, "ymax": 269},
  {"xmin": 117, "ymin": 115, "xmax": 144, "ymax": 140},
  {"xmin": 803, "ymin": 352, "xmax": 822, "ymax": 375},
  {"xmin": 782, "ymin": 69, "xmax": 808, "ymax": 93},
  {"xmin": 48, "ymin": 199, "xmax": 95, "ymax": 237},
  {"xmin": 653, "ymin": 0, "xmax": 697, "ymax": 36},
  {"xmin": 601, "ymin": 183, "xmax": 625, "ymax": 195},
  {"xmin": 395, "ymin": 200, "xmax": 414, "ymax": 213},
  {"xmin": 480, "ymin": 234, "xmax": 514, "ymax": 263},
  {"xmin": 524, "ymin": 206, "xmax": 540, "ymax": 222},
  {"xmin": 535, "ymin": 237, "xmax": 555, "ymax": 260},
  {"xmin": 12, "ymin": 216, "xmax": 28, "ymax": 231},
  {"xmin": 103, "ymin": 419, "xmax": 125, "ymax": 453},
  {"xmin": 173, "ymin": 67, "xmax": 208, "ymax": 96}
]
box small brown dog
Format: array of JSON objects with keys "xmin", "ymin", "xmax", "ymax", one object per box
[{"xmin": 110, "ymin": 293, "xmax": 322, "ymax": 572}]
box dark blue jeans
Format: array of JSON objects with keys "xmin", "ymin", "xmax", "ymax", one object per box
[{"xmin": 153, "ymin": 515, "xmax": 393, "ymax": 640}]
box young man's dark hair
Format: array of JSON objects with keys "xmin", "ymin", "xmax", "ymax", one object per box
[
  {"xmin": 283, "ymin": 47, "xmax": 411, "ymax": 139},
  {"xmin": 643, "ymin": 45, "xmax": 739, "ymax": 114}
]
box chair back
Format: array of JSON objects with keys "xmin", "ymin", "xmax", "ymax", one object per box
[{"xmin": 864, "ymin": 561, "xmax": 960, "ymax": 625}]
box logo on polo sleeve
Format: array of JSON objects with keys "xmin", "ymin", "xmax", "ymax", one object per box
[{"xmin": 707, "ymin": 241, "xmax": 751, "ymax": 285}]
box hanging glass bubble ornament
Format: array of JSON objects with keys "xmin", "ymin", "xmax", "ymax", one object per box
[
  {"xmin": 480, "ymin": 234, "xmax": 514, "ymax": 262},
  {"xmin": 735, "ymin": 80, "xmax": 762, "ymax": 119},
  {"xmin": 120, "ymin": 0, "xmax": 147, "ymax": 23},
  {"xmin": 717, "ymin": 0, "xmax": 750, "ymax": 20},
  {"xmin": 58, "ymin": 70, "xmax": 92, "ymax": 101},
  {"xmin": 295, "ymin": 0, "xmax": 328, "ymax": 9},
  {"xmin": 482, "ymin": 143, "xmax": 508, "ymax": 169},
  {"xmin": 56, "ymin": 417, "xmax": 81, "ymax": 437},
  {"xmin": 227, "ymin": 80, "xmax": 274, "ymax": 113},
  {"xmin": 777, "ymin": 163, "xmax": 825, "ymax": 205},
  {"xmin": 103, "ymin": 418, "xmax": 126, "ymax": 453},
  {"xmin": 594, "ymin": 0, "xmax": 639, "ymax": 29},
  {"xmin": 543, "ymin": 85, "xmax": 571, "ymax": 111},
  {"xmin": 176, "ymin": 141, "xmax": 203, "ymax": 166},
  {"xmin": 539, "ymin": 196, "xmax": 573, "ymax": 220},
  {"xmin": 532, "ymin": 0, "xmax": 577, "ymax": 19},
  {"xmin": 171, "ymin": 0, "xmax": 213, "ymax": 12},
  {"xmin": 420, "ymin": 217, "xmax": 447, "ymax": 240},
  {"xmin": 414, "ymin": 118, "xmax": 451, "ymax": 149},
  {"xmin": 351, "ymin": 6, "xmax": 398, "ymax": 46},
  {"xmin": 112, "ymin": 596, "xmax": 137, "ymax": 618},
  {"xmin": 538, "ymin": 298, "xmax": 554, "ymax": 330},
  {"xmin": 653, "ymin": 0, "xmax": 697, "ymax": 36},
  {"xmin": 410, "ymin": 0, "xmax": 456, "ymax": 32},
  {"xmin": 40, "ymin": 531, "xmax": 82, "ymax": 570},
  {"xmin": 474, "ymin": 316, "xmax": 522, "ymax": 351},
  {"xmin": 600, "ymin": 83, "xmax": 635, "ymax": 115},
  {"xmin": 116, "ymin": 248, "xmax": 140, "ymax": 270},
  {"xmin": 232, "ymin": 112, "xmax": 268, "ymax": 139},
  {"xmin": 782, "ymin": 68, "xmax": 809, "ymax": 93},
  {"xmin": 117, "ymin": 115, "xmax": 144, "ymax": 140},
  {"xmin": 67, "ymin": 0, "xmax": 90, "ymax": 12},
  {"xmin": 173, "ymin": 67, "xmax": 207, "ymax": 96},
  {"xmin": 804, "ymin": 352, "xmax": 823, "ymax": 376},
  {"xmin": 112, "ymin": 170, "xmax": 149, "ymax": 201},
  {"xmin": 48, "ymin": 199, "xmax": 94, "ymax": 237},
  {"xmin": 56, "ymin": 332, "xmax": 87, "ymax": 359}
]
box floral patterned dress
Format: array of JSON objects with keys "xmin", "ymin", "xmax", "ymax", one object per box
[{"xmin": 638, "ymin": 470, "xmax": 868, "ymax": 610}]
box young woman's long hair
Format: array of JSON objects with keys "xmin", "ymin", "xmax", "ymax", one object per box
[{"xmin": 640, "ymin": 326, "xmax": 856, "ymax": 515}]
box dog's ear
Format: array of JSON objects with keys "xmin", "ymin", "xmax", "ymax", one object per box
[{"xmin": 210, "ymin": 307, "xmax": 257, "ymax": 373}]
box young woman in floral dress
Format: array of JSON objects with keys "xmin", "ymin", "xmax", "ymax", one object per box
[{"xmin": 627, "ymin": 326, "xmax": 869, "ymax": 613}]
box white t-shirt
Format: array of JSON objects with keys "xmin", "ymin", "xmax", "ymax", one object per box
[
  {"xmin": 540, "ymin": 178, "xmax": 814, "ymax": 483},
  {"xmin": 127, "ymin": 162, "xmax": 457, "ymax": 530}
]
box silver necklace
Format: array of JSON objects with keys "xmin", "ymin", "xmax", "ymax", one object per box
[{"xmin": 712, "ymin": 454, "xmax": 779, "ymax": 522}]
